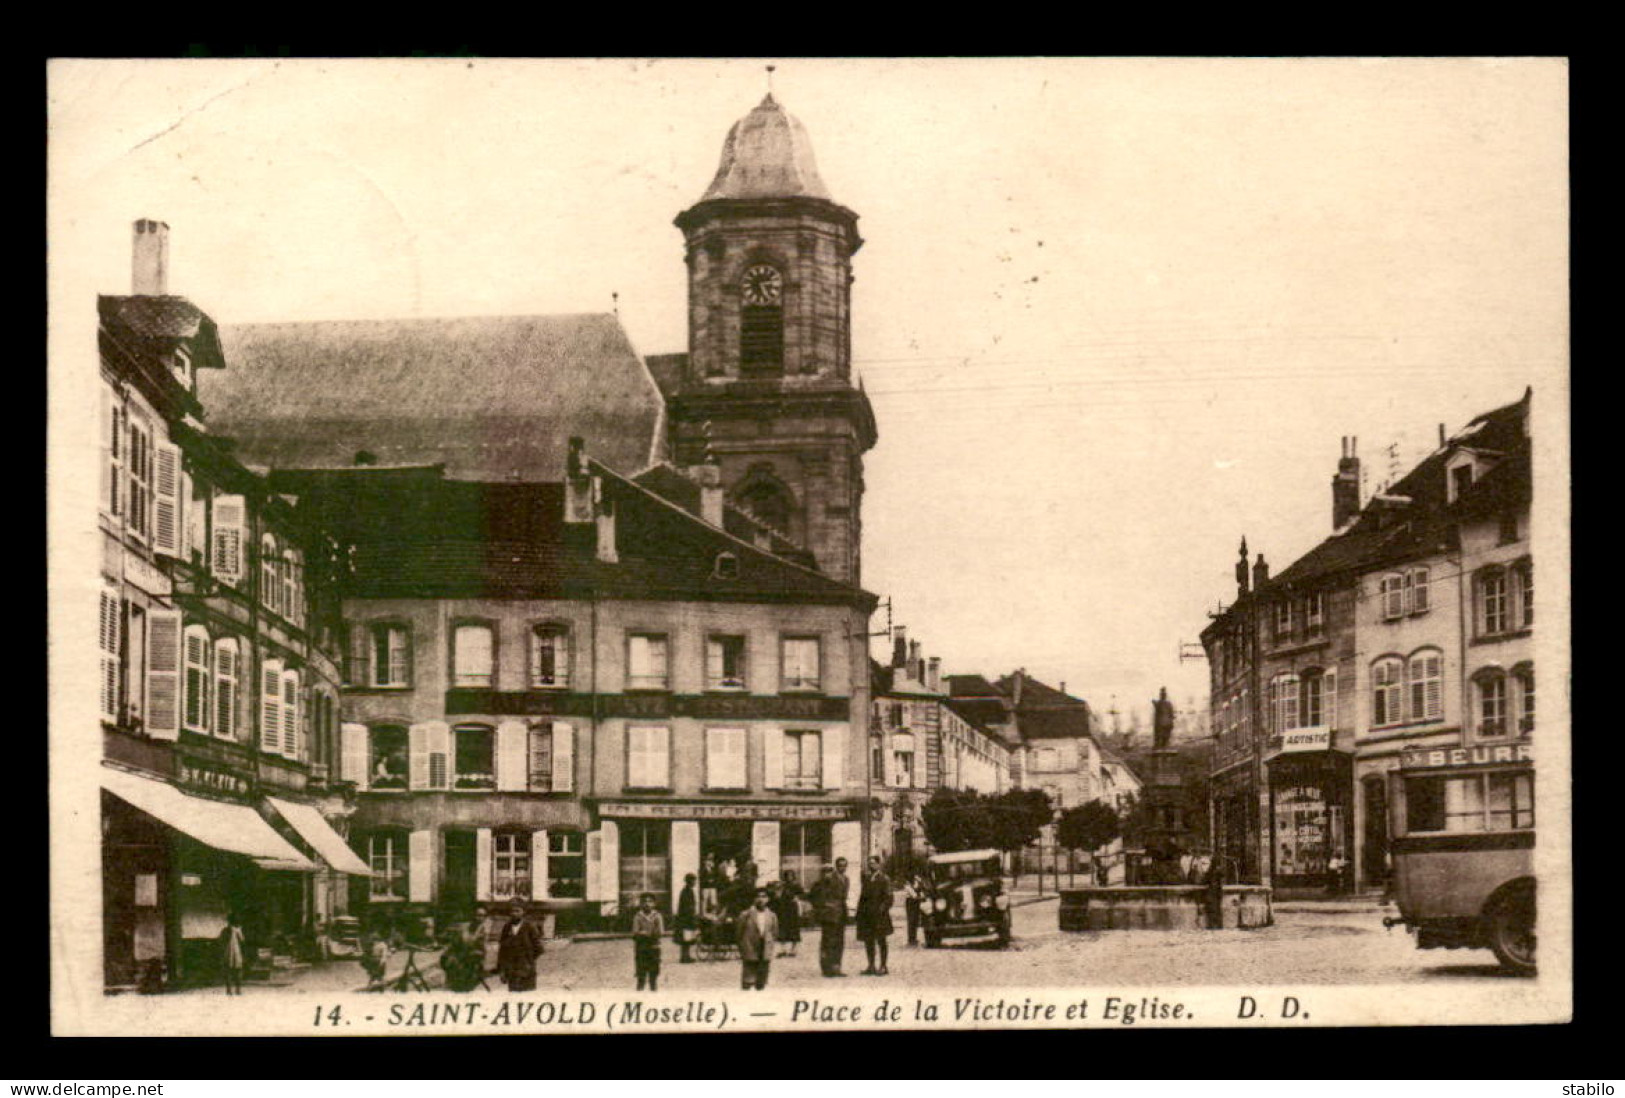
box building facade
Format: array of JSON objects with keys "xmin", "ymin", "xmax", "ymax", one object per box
[
  {"xmin": 99, "ymin": 222, "xmax": 365, "ymax": 991},
  {"xmin": 1200, "ymin": 392, "xmax": 1535, "ymax": 896}
]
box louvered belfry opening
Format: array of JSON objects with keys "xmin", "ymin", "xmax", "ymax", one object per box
[{"xmin": 739, "ymin": 302, "xmax": 783, "ymax": 376}]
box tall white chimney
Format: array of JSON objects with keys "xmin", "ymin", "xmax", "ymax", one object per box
[{"xmin": 132, "ymin": 219, "xmax": 169, "ymax": 295}]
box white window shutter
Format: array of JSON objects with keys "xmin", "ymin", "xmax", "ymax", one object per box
[
  {"xmin": 258, "ymin": 659, "xmax": 281, "ymax": 752},
  {"xmin": 532, "ymin": 830, "xmax": 550, "ymax": 901},
  {"xmin": 496, "ymin": 720, "xmax": 527, "ymax": 791},
  {"xmin": 212, "ymin": 495, "xmax": 244, "ymax": 584},
  {"xmin": 426, "ymin": 721, "xmax": 451, "ymax": 790},
  {"xmin": 821, "ymin": 725, "xmax": 845, "ymax": 789},
  {"xmin": 671, "ymin": 821, "xmax": 699, "ymax": 899},
  {"xmin": 475, "ymin": 828, "xmax": 493, "ymax": 902},
  {"xmin": 761, "ymin": 726, "xmax": 783, "ymax": 790},
  {"xmin": 281, "ymin": 671, "xmax": 298, "ymax": 758},
  {"xmin": 341, "ymin": 723, "xmax": 369, "ymax": 787},
  {"xmin": 145, "ymin": 610, "xmax": 182, "ymax": 740},
  {"xmin": 409, "ymin": 723, "xmax": 430, "ymax": 790},
  {"xmin": 1323, "ymin": 669, "xmax": 1337, "ymax": 730},
  {"xmin": 153, "ymin": 442, "xmax": 182, "ymax": 557},
  {"xmin": 99, "ymin": 385, "xmax": 113, "ymax": 519},
  {"xmin": 600, "ymin": 821, "xmax": 619, "ymax": 912},
  {"xmin": 408, "ymin": 830, "xmax": 432, "ymax": 903},
  {"xmin": 751, "ymin": 821, "xmax": 780, "ymax": 880},
  {"xmin": 551, "ymin": 723, "xmax": 574, "ymax": 793},
  {"xmin": 651, "ymin": 726, "xmax": 671, "ymax": 788},
  {"xmin": 99, "ymin": 587, "xmax": 121, "ymax": 722},
  {"xmin": 585, "ymin": 831, "xmax": 604, "ymax": 902}
]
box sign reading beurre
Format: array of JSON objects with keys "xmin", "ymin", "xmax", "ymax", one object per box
[{"xmin": 1400, "ymin": 742, "xmax": 1532, "ymax": 770}]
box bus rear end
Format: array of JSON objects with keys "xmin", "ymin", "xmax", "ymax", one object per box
[{"xmin": 1386, "ymin": 743, "xmax": 1535, "ymax": 974}]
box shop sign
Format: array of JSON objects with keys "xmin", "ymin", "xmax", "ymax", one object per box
[
  {"xmin": 121, "ymin": 552, "xmax": 171, "ymax": 597},
  {"xmin": 598, "ymin": 802, "xmax": 855, "ymax": 821},
  {"xmin": 177, "ymin": 759, "xmax": 252, "ymax": 797},
  {"xmin": 1401, "ymin": 742, "xmax": 1531, "ymax": 770},
  {"xmin": 1280, "ymin": 726, "xmax": 1331, "ymax": 753}
]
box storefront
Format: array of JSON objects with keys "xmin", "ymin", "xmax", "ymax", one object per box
[
  {"xmin": 100, "ymin": 765, "xmax": 320, "ymax": 987},
  {"xmin": 591, "ymin": 801, "xmax": 861, "ymax": 918},
  {"xmin": 1209, "ymin": 763, "xmax": 1261, "ymax": 884},
  {"xmin": 1264, "ymin": 738, "xmax": 1353, "ymax": 894}
]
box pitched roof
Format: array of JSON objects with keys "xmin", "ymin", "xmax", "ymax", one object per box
[
  {"xmin": 201, "ymin": 313, "xmax": 665, "ymax": 480},
  {"xmin": 996, "ymin": 672, "xmax": 1094, "ymax": 741},
  {"xmin": 631, "ymin": 462, "xmax": 818, "ymax": 570},
  {"xmin": 99, "ymin": 295, "xmax": 227, "ymax": 370},
  {"xmin": 277, "ymin": 458, "xmax": 875, "ymax": 608}
]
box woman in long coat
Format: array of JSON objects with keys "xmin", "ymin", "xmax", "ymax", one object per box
[
  {"xmin": 772, "ymin": 878, "xmax": 803, "ymax": 958},
  {"xmin": 496, "ymin": 903, "xmax": 544, "ymax": 992},
  {"xmin": 856, "ymin": 857, "xmax": 894, "ymax": 976}
]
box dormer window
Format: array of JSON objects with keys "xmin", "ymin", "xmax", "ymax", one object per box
[
  {"xmin": 1446, "ymin": 452, "xmax": 1479, "ymax": 504},
  {"xmin": 713, "ymin": 551, "xmax": 740, "ymax": 580},
  {"xmin": 170, "ymin": 347, "xmax": 192, "ymax": 386}
]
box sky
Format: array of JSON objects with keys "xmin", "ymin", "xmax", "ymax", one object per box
[{"xmin": 48, "ymin": 57, "xmax": 1569, "ymax": 724}]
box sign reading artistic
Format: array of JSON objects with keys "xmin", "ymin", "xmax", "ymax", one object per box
[
  {"xmin": 1279, "ymin": 726, "xmax": 1331, "ymax": 753},
  {"xmin": 1401, "ymin": 741, "xmax": 1532, "ymax": 770},
  {"xmin": 446, "ymin": 689, "xmax": 851, "ymax": 722},
  {"xmin": 177, "ymin": 758, "xmax": 251, "ymax": 797},
  {"xmin": 598, "ymin": 802, "xmax": 856, "ymax": 821}
]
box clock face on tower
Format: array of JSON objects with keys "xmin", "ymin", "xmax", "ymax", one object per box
[{"xmin": 740, "ymin": 265, "xmax": 783, "ymax": 306}]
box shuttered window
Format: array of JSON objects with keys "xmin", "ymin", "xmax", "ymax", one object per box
[
  {"xmin": 99, "ymin": 587, "xmax": 122, "ymax": 723},
  {"xmin": 628, "ymin": 634, "xmax": 669, "ymax": 690},
  {"xmin": 259, "ymin": 658, "xmax": 282, "ymax": 753},
  {"xmin": 182, "ymin": 626, "xmax": 211, "ymax": 733},
  {"xmin": 261, "ymin": 536, "xmax": 280, "ymax": 618},
  {"xmin": 375, "ymin": 625, "xmax": 411, "ymax": 687},
  {"xmin": 1407, "ymin": 650, "xmax": 1443, "ymax": 721},
  {"xmin": 1515, "ymin": 665, "xmax": 1535, "ymax": 734},
  {"xmin": 627, "ymin": 725, "xmax": 671, "ymax": 789},
  {"xmin": 781, "ymin": 637, "xmax": 821, "ymax": 691},
  {"xmin": 454, "ymin": 725, "xmax": 496, "ymax": 789},
  {"xmin": 214, "ymin": 640, "xmax": 238, "ymax": 740},
  {"xmin": 127, "ymin": 415, "xmax": 153, "ymax": 541},
  {"xmin": 1477, "ymin": 672, "xmax": 1508, "ymax": 738},
  {"xmin": 102, "ymin": 387, "xmax": 124, "ymax": 520},
  {"xmin": 1299, "ymin": 670, "xmax": 1324, "ymax": 727},
  {"xmin": 367, "ymin": 833, "xmax": 407, "ymax": 900},
  {"xmin": 453, "ymin": 624, "xmax": 494, "ymax": 687},
  {"xmin": 1409, "ymin": 567, "xmax": 1431, "ymax": 614},
  {"xmin": 145, "ymin": 610, "xmax": 181, "ymax": 739},
  {"xmin": 529, "ymin": 722, "xmax": 574, "ymax": 792},
  {"xmin": 1372, "ymin": 658, "xmax": 1403, "ymax": 727},
  {"xmin": 1270, "ymin": 672, "xmax": 1300, "ymax": 732},
  {"xmin": 369, "ymin": 725, "xmax": 409, "ymax": 789},
  {"xmin": 281, "ymin": 668, "xmax": 300, "ymax": 759},
  {"xmin": 1479, "ymin": 570, "xmax": 1510, "ymax": 635},
  {"xmin": 211, "ymin": 495, "xmax": 245, "ymax": 585},
  {"xmin": 1380, "ymin": 574, "xmax": 1406, "ymax": 621},
  {"xmin": 281, "ymin": 550, "xmax": 300, "ymax": 625},
  {"xmin": 783, "ymin": 729, "xmax": 822, "ymax": 790},
  {"xmin": 153, "ymin": 442, "xmax": 182, "ymax": 557},
  {"xmin": 705, "ymin": 727, "xmax": 748, "ymax": 789},
  {"xmin": 492, "ymin": 832, "xmax": 532, "ymax": 902}
]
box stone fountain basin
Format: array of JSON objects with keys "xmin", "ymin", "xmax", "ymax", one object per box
[{"xmin": 1058, "ymin": 886, "xmax": 1273, "ymax": 931}]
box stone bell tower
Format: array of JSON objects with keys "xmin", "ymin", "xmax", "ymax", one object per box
[{"xmin": 667, "ymin": 92, "xmax": 877, "ymax": 584}]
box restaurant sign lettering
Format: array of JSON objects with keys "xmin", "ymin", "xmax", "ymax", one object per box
[{"xmin": 598, "ymin": 802, "xmax": 855, "ymax": 821}]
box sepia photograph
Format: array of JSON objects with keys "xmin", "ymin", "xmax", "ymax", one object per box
[{"xmin": 46, "ymin": 56, "xmax": 1570, "ymax": 1036}]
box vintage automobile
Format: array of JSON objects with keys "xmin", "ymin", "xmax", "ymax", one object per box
[{"xmin": 922, "ymin": 848, "xmax": 1012, "ymax": 948}]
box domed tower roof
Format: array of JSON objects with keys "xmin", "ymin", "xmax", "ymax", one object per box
[{"xmin": 699, "ymin": 93, "xmax": 832, "ymax": 202}]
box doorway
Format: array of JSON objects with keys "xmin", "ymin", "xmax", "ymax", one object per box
[
  {"xmin": 1362, "ymin": 776, "xmax": 1390, "ymax": 890},
  {"xmin": 443, "ymin": 830, "xmax": 476, "ymax": 912}
]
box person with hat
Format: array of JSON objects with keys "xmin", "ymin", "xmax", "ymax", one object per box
[
  {"xmin": 496, "ymin": 903, "xmax": 544, "ymax": 992},
  {"xmin": 676, "ymin": 873, "xmax": 700, "ymax": 963},
  {"xmin": 857, "ymin": 856, "xmax": 894, "ymax": 976},
  {"xmin": 736, "ymin": 887, "xmax": 779, "ymax": 990},
  {"xmin": 809, "ymin": 863, "xmax": 849, "ymax": 977}
]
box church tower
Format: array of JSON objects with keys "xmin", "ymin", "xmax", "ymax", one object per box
[{"xmin": 667, "ymin": 92, "xmax": 877, "ymax": 584}]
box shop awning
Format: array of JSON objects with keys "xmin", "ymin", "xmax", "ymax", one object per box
[
  {"xmin": 265, "ymin": 796, "xmax": 373, "ymax": 876},
  {"xmin": 100, "ymin": 766, "xmax": 317, "ymax": 871}
]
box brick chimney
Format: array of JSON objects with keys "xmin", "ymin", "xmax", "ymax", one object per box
[
  {"xmin": 927, "ymin": 656, "xmax": 941, "ymax": 693},
  {"xmin": 908, "ymin": 640, "xmax": 922, "ymax": 682},
  {"xmin": 892, "ymin": 626, "xmax": 907, "ymax": 670},
  {"xmin": 1012, "ymin": 669, "xmax": 1025, "ymax": 709},
  {"xmin": 132, "ymin": 219, "xmax": 169, "ymax": 295},
  {"xmin": 1252, "ymin": 553, "xmax": 1270, "ymax": 590},
  {"xmin": 1235, "ymin": 538, "xmax": 1250, "ymax": 597},
  {"xmin": 1332, "ymin": 436, "xmax": 1361, "ymax": 529}
]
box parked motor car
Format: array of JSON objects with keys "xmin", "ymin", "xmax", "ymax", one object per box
[{"xmin": 922, "ymin": 848, "xmax": 1012, "ymax": 948}]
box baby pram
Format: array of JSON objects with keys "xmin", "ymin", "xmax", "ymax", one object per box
[{"xmin": 695, "ymin": 909, "xmax": 740, "ymax": 961}]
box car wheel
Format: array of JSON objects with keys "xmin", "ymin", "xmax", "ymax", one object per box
[{"xmin": 1487, "ymin": 888, "xmax": 1536, "ymax": 975}]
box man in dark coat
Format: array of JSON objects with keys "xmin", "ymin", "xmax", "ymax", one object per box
[
  {"xmin": 497, "ymin": 903, "xmax": 544, "ymax": 992},
  {"xmin": 736, "ymin": 887, "xmax": 779, "ymax": 990},
  {"xmin": 676, "ymin": 873, "xmax": 699, "ymax": 963},
  {"xmin": 810, "ymin": 862, "xmax": 849, "ymax": 977},
  {"xmin": 857, "ymin": 856, "xmax": 894, "ymax": 975}
]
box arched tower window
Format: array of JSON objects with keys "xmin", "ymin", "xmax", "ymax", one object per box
[
  {"xmin": 738, "ymin": 263, "xmax": 784, "ymax": 377},
  {"xmin": 734, "ymin": 474, "xmax": 794, "ymax": 534}
]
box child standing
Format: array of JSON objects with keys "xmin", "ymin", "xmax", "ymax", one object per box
[{"xmin": 632, "ymin": 892, "xmax": 664, "ymax": 991}]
